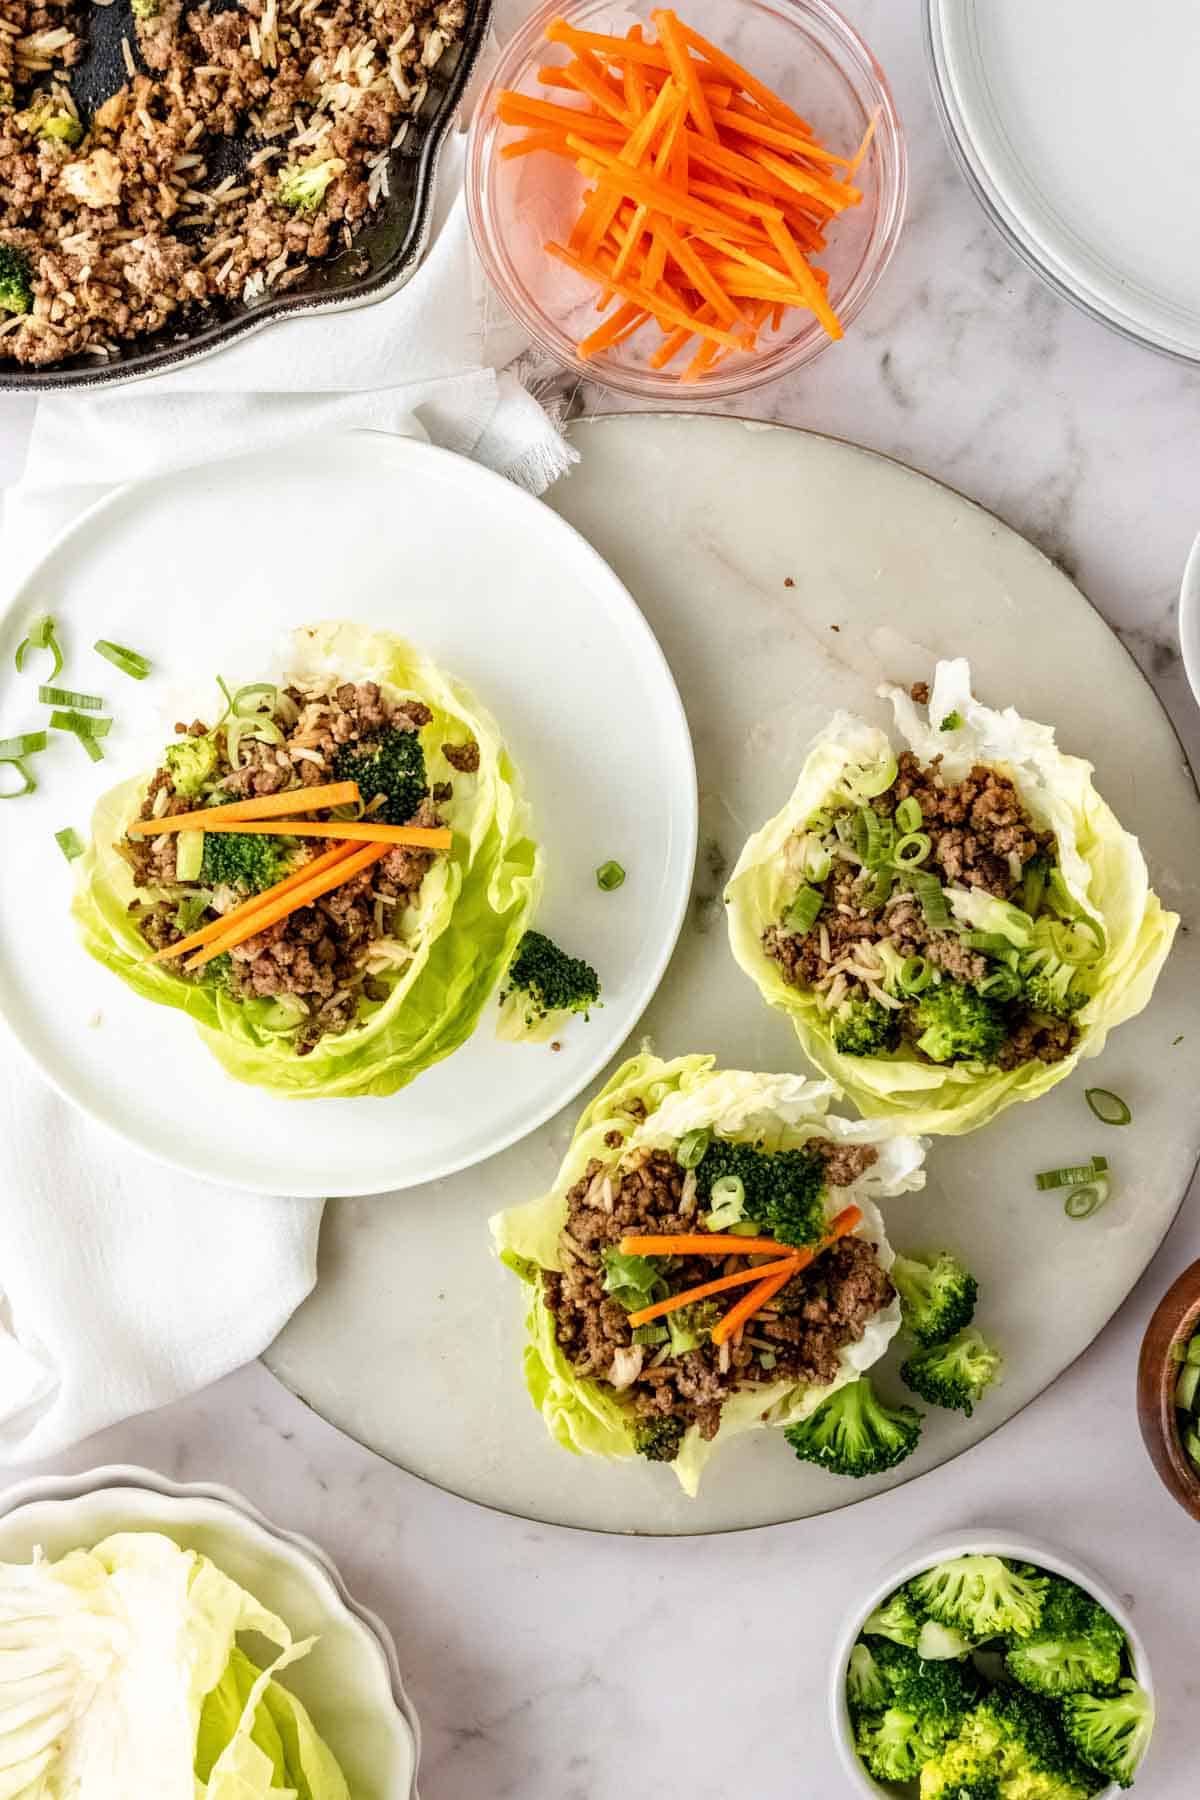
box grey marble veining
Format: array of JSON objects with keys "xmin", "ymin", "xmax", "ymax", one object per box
[{"xmin": 3, "ymin": 2, "xmax": 1200, "ymax": 1796}]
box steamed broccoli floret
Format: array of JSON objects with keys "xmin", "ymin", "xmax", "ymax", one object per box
[
  {"xmin": 632, "ymin": 1415, "xmax": 685, "ymax": 1464},
  {"xmin": 277, "ymin": 156, "xmax": 345, "ymax": 214},
  {"xmin": 18, "ymin": 101, "xmax": 84, "ymax": 147},
  {"xmin": 891, "ymin": 1250, "xmax": 979, "ymax": 1347},
  {"xmin": 664, "ymin": 1299, "xmax": 718, "ymax": 1355},
  {"xmin": 330, "ymin": 725, "xmax": 427, "ymax": 826},
  {"xmin": 1061, "ymin": 1682, "xmax": 1153, "ymax": 1790},
  {"xmin": 1020, "ymin": 950, "xmax": 1085, "ymax": 1020},
  {"xmin": 862, "ymin": 1587, "xmax": 923, "ymax": 1648},
  {"xmin": 1005, "ymin": 1578, "xmax": 1125, "ymax": 1698},
  {"xmin": 497, "ymin": 929, "xmax": 601, "ymax": 1039},
  {"xmin": 857, "ymin": 1708, "xmax": 953, "ymax": 1784},
  {"xmin": 873, "ymin": 1638, "xmax": 983, "ymax": 1723},
  {"xmin": 846, "ymin": 1641, "xmax": 889, "ymax": 1713},
  {"xmin": 922, "ymin": 1690, "xmax": 1104, "ymax": 1800},
  {"xmin": 784, "ymin": 1374, "xmax": 922, "ymax": 1478},
  {"xmin": 164, "ymin": 733, "xmax": 218, "ymax": 798},
  {"xmin": 918, "ymin": 1618, "xmax": 975, "ymax": 1661},
  {"xmin": 200, "ymin": 831, "xmax": 297, "ymax": 895},
  {"xmin": 909, "ymin": 1556, "xmax": 1048, "ymax": 1642},
  {"xmin": 831, "ymin": 994, "xmax": 901, "ymax": 1056},
  {"xmin": 131, "ymin": 0, "xmax": 162, "ymax": 15},
  {"xmin": 0, "ymin": 243, "xmax": 33, "ymax": 317},
  {"xmin": 694, "ymin": 1137, "xmax": 827, "ymax": 1247},
  {"xmin": 205, "ymin": 952, "xmax": 234, "ymax": 990},
  {"xmin": 901, "ymin": 1327, "xmax": 1003, "ymax": 1417},
  {"xmin": 910, "ymin": 978, "xmax": 1007, "ymax": 1064}
]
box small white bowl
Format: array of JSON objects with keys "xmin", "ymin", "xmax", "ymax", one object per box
[
  {"xmin": 828, "ymin": 1527, "xmax": 1155, "ymax": 1800},
  {"xmin": 1180, "ymin": 528, "xmax": 1200, "ymax": 708},
  {"xmin": 0, "ymin": 1464, "xmax": 419, "ymax": 1800}
]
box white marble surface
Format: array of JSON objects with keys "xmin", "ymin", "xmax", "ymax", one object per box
[{"xmin": 3, "ymin": 2, "xmax": 1200, "ymax": 1796}]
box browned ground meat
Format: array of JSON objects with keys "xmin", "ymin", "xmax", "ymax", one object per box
[
  {"xmin": 909, "ymin": 680, "xmax": 930, "ymax": 705},
  {"xmin": 441, "ymin": 737, "xmax": 479, "ymax": 773},
  {"xmin": 544, "ymin": 1145, "xmax": 893, "ymax": 1445},
  {"xmin": 0, "ymin": 0, "xmax": 467, "ymax": 368}
]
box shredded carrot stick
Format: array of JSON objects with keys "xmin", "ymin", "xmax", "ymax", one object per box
[
  {"xmin": 674, "ymin": 19, "xmax": 813, "ymax": 135},
  {"xmin": 499, "ymin": 129, "xmax": 568, "ymax": 161},
  {"xmin": 184, "ymin": 842, "xmax": 391, "ymax": 972},
  {"xmin": 763, "ymin": 211, "xmax": 842, "ymax": 336},
  {"xmin": 558, "ymin": 48, "xmax": 632, "ymax": 124},
  {"xmin": 681, "ymin": 335, "xmax": 721, "ymax": 382},
  {"xmin": 495, "ymin": 92, "xmax": 625, "ymax": 140},
  {"xmin": 710, "ymin": 1205, "xmax": 863, "ymax": 1345},
  {"xmin": 126, "ymin": 782, "xmax": 360, "ymax": 836},
  {"xmin": 578, "ymin": 298, "xmax": 647, "ymax": 356},
  {"xmin": 625, "ymin": 1255, "xmax": 803, "ymax": 1328},
  {"xmin": 848, "ymin": 105, "xmax": 882, "ymax": 177},
  {"xmin": 653, "ymin": 8, "xmax": 717, "ymax": 141},
  {"xmin": 146, "ymin": 842, "xmax": 361, "ymax": 963},
  {"xmin": 547, "ymin": 242, "xmax": 747, "ymax": 348},
  {"xmin": 622, "ymin": 23, "xmax": 648, "ymax": 118},
  {"xmin": 619, "ymin": 1233, "xmax": 807, "ymax": 1257},
  {"xmin": 651, "ymin": 215, "xmax": 740, "ymax": 324},
  {"xmin": 183, "ymin": 818, "xmax": 452, "ymax": 849}
]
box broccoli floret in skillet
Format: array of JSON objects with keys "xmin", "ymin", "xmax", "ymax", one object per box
[
  {"xmin": 331, "ymin": 724, "xmax": 428, "ymax": 826},
  {"xmin": 0, "ymin": 243, "xmax": 33, "ymax": 317},
  {"xmin": 891, "ymin": 1250, "xmax": 979, "ymax": 1347},
  {"xmin": 909, "ymin": 978, "xmax": 1007, "ymax": 1064},
  {"xmin": 17, "ymin": 99, "xmax": 84, "ymax": 146},
  {"xmin": 784, "ymin": 1374, "xmax": 922, "ymax": 1479},
  {"xmin": 901, "ymin": 1327, "xmax": 1003, "ymax": 1417},
  {"xmin": 831, "ymin": 995, "xmax": 901, "ymax": 1057},
  {"xmin": 277, "ymin": 157, "xmax": 345, "ymax": 215}
]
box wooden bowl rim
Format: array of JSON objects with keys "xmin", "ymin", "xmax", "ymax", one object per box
[{"xmin": 1138, "ymin": 1257, "xmax": 1200, "ymax": 1517}]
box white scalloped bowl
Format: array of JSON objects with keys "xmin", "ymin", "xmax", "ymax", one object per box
[{"xmin": 0, "ymin": 1465, "xmax": 419, "ymax": 1799}]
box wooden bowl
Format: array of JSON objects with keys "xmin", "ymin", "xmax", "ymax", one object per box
[{"xmin": 1137, "ymin": 1258, "xmax": 1200, "ymax": 1521}]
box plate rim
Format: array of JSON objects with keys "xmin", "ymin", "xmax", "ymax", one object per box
[
  {"xmin": 924, "ymin": 0, "xmax": 1200, "ymax": 367},
  {"xmin": 270, "ymin": 410, "xmax": 1200, "ymax": 1537},
  {"xmin": 0, "ymin": 432, "xmax": 699, "ymax": 1197},
  {"xmin": 0, "ymin": 1461, "xmax": 421, "ymax": 1797}
]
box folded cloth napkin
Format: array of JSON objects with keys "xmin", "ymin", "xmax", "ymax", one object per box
[{"xmin": 0, "ymin": 131, "xmax": 575, "ymax": 1463}]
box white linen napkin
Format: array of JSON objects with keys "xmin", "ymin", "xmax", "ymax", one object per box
[{"xmin": 0, "ymin": 132, "xmax": 575, "ymax": 1463}]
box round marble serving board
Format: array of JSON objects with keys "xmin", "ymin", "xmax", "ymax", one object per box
[{"xmin": 267, "ymin": 414, "xmax": 1200, "ymax": 1535}]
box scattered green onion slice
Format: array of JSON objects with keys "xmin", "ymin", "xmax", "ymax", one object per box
[
  {"xmin": 939, "ymin": 710, "xmax": 963, "ymax": 732},
  {"xmin": 232, "ymin": 681, "xmax": 276, "ymax": 715},
  {"xmin": 784, "ymin": 884, "xmax": 824, "ymax": 935},
  {"xmin": 1017, "ymin": 858, "xmax": 1048, "ymax": 918},
  {"xmin": 863, "ymin": 865, "xmax": 895, "ymax": 909},
  {"xmin": 1064, "ymin": 1178, "xmax": 1110, "ymax": 1220},
  {"xmin": 978, "ymin": 968, "xmax": 1022, "ymax": 1001},
  {"xmin": 0, "ymin": 759, "xmax": 36, "ymax": 799},
  {"xmin": 1085, "ymin": 1087, "xmax": 1132, "ymax": 1127},
  {"xmin": 54, "ymin": 827, "xmax": 84, "ymax": 861},
  {"xmin": 802, "ymin": 839, "xmax": 832, "ymax": 883},
  {"xmin": 677, "ymin": 1127, "xmax": 711, "ymax": 1170},
  {"xmin": 631, "ymin": 1323, "xmax": 669, "ymax": 1346},
  {"xmin": 908, "ymin": 869, "xmax": 950, "ymax": 929},
  {"xmin": 1035, "ymin": 1156, "xmax": 1108, "ymax": 1191},
  {"xmin": 834, "ymin": 812, "xmax": 857, "ymax": 845},
  {"xmin": 596, "ymin": 859, "xmax": 626, "ymax": 891},
  {"xmin": 94, "ymin": 638, "xmax": 151, "ymax": 681},
  {"xmin": 858, "ymin": 806, "xmax": 885, "ymax": 866},
  {"xmin": 961, "ymin": 931, "xmax": 1019, "ymax": 954},
  {"xmin": 893, "ymin": 830, "xmax": 931, "ymax": 868},
  {"xmin": 709, "ymin": 1175, "xmax": 745, "ymax": 1207},
  {"xmin": 805, "ymin": 810, "xmax": 833, "ymax": 835},
  {"xmin": 38, "ymin": 684, "xmax": 103, "ymax": 712},
  {"xmin": 14, "ymin": 613, "xmax": 63, "ymax": 682},
  {"xmin": 175, "ymin": 830, "xmax": 204, "ymax": 883},
  {"xmin": 0, "ymin": 730, "xmax": 48, "ymax": 758},
  {"xmin": 49, "ymin": 710, "xmax": 112, "ymax": 739},
  {"xmin": 899, "ymin": 954, "xmax": 932, "ymax": 995},
  {"xmin": 843, "ymin": 753, "xmax": 898, "ymax": 801},
  {"xmin": 894, "ymin": 796, "xmax": 922, "ymax": 834}
]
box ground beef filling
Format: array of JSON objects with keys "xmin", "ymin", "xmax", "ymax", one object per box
[
  {"xmin": 123, "ymin": 678, "xmax": 460, "ymax": 1053},
  {"xmin": 762, "ymin": 748, "xmax": 1079, "ymax": 1070},
  {"xmin": 0, "ymin": 0, "xmax": 466, "ymax": 369},
  {"xmin": 543, "ymin": 1144, "xmax": 892, "ymax": 1445}
]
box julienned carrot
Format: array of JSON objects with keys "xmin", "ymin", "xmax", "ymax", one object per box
[
  {"xmin": 499, "ymin": 129, "xmax": 566, "ymax": 161},
  {"xmin": 578, "ymin": 298, "xmax": 647, "ymax": 356},
  {"xmin": 495, "ymin": 93, "xmax": 625, "ymax": 140},
  {"xmin": 184, "ymin": 841, "xmax": 391, "ymax": 972},
  {"xmin": 175, "ymin": 818, "xmax": 452, "ymax": 849},
  {"xmin": 619, "ymin": 1233, "xmax": 807, "ymax": 1257},
  {"xmin": 126, "ymin": 781, "xmax": 359, "ymax": 836},
  {"xmin": 675, "ymin": 18, "xmax": 814, "ymax": 135},
  {"xmin": 625, "ymin": 1255, "xmax": 802, "ymax": 1328},
  {"xmin": 547, "ymin": 243, "xmax": 748, "ymax": 348},
  {"xmin": 653, "ymin": 8, "xmax": 718, "ymax": 142},
  {"xmin": 147, "ymin": 841, "xmax": 360, "ymax": 963},
  {"xmin": 710, "ymin": 1205, "xmax": 863, "ymax": 1345}
]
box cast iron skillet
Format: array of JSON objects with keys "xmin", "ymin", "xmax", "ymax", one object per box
[{"xmin": 0, "ymin": 0, "xmax": 493, "ymax": 393}]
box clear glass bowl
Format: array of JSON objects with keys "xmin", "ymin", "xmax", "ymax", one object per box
[{"xmin": 466, "ymin": 0, "xmax": 907, "ymax": 400}]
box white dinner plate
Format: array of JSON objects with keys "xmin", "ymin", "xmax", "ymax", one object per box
[
  {"xmin": 926, "ymin": 0, "xmax": 1200, "ymax": 362},
  {"xmin": 0, "ymin": 434, "xmax": 697, "ymax": 1196},
  {"xmin": 0, "ymin": 1465, "xmax": 419, "ymax": 1799}
]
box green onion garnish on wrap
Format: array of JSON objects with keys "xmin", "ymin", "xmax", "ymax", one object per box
[
  {"xmin": 724, "ymin": 659, "xmax": 1177, "ymax": 1137},
  {"xmin": 491, "ymin": 1052, "xmax": 925, "ymax": 1496},
  {"xmin": 71, "ymin": 622, "xmax": 541, "ymax": 1097}
]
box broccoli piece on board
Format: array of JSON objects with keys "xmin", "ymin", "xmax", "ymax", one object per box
[
  {"xmin": 901, "ymin": 1328, "xmax": 1003, "ymax": 1417},
  {"xmin": 891, "ymin": 1250, "xmax": 979, "ymax": 1347},
  {"xmin": 784, "ymin": 1375, "xmax": 922, "ymax": 1478},
  {"xmin": 497, "ymin": 929, "xmax": 601, "ymax": 1041}
]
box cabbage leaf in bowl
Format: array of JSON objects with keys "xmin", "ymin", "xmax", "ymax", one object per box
[{"xmin": 72, "ymin": 622, "xmax": 542, "ymax": 1098}]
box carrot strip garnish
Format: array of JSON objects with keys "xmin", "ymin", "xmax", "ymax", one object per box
[
  {"xmin": 499, "ymin": 129, "xmax": 568, "ymax": 161},
  {"xmin": 558, "ymin": 49, "xmax": 633, "ymax": 124},
  {"xmin": 495, "ymin": 93, "xmax": 625, "ymax": 140},
  {"xmin": 622, "ymin": 24, "xmax": 648, "ymax": 118},
  {"xmin": 126, "ymin": 782, "xmax": 359, "ymax": 836},
  {"xmin": 547, "ymin": 242, "xmax": 747, "ymax": 347},
  {"xmin": 651, "ymin": 215, "xmax": 740, "ymax": 324},
  {"xmin": 652, "ymin": 8, "xmax": 718, "ymax": 141},
  {"xmin": 748, "ymin": 144, "xmax": 858, "ymax": 211},
  {"xmin": 619, "ymin": 1233, "xmax": 808, "ymax": 1257},
  {"xmin": 146, "ymin": 842, "xmax": 360, "ymax": 963},
  {"xmin": 183, "ymin": 818, "xmax": 452, "ymax": 849},
  {"xmin": 710, "ymin": 1205, "xmax": 863, "ymax": 1345},
  {"xmin": 625, "ymin": 1255, "xmax": 802, "ymax": 1328},
  {"xmin": 674, "ymin": 20, "xmax": 814, "ymax": 135},
  {"xmin": 183, "ymin": 842, "xmax": 391, "ymax": 971},
  {"xmin": 578, "ymin": 298, "xmax": 648, "ymax": 356},
  {"xmin": 763, "ymin": 211, "xmax": 842, "ymax": 336},
  {"xmin": 682, "ymin": 335, "xmax": 721, "ymax": 382},
  {"xmin": 723, "ymin": 97, "xmax": 852, "ymax": 164}
]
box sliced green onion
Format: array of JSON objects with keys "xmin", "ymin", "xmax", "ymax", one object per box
[
  {"xmin": 857, "ymin": 806, "xmax": 883, "ymax": 866},
  {"xmin": 175, "ymin": 829, "xmax": 204, "ymax": 882},
  {"xmin": 14, "ymin": 613, "xmax": 63, "ymax": 682},
  {"xmin": 899, "ymin": 954, "xmax": 932, "ymax": 995},
  {"xmin": 54, "ymin": 827, "xmax": 84, "ymax": 861},
  {"xmin": 758, "ymin": 1350, "xmax": 777, "ymax": 1370},
  {"xmin": 895, "ymin": 796, "xmax": 922, "ymax": 834},
  {"xmin": 677, "ymin": 1127, "xmax": 711, "ymax": 1170},
  {"xmin": 962, "ymin": 931, "xmax": 1020, "ymax": 954},
  {"xmin": 1017, "ymin": 857, "xmax": 1048, "ymax": 918},
  {"xmin": 802, "ymin": 839, "xmax": 832, "ymax": 883},
  {"xmin": 978, "ymin": 968, "xmax": 1021, "ymax": 1001},
  {"xmin": 1048, "ymin": 869, "xmax": 1107, "ymax": 954},
  {"xmin": 1035, "ymin": 1156, "xmax": 1108, "ymax": 1191},
  {"xmin": 38, "ymin": 684, "xmax": 103, "ymax": 712},
  {"xmin": 784, "ymin": 884, "xmax": 824, "ymax": 935},
  {"xmin": 226, "ymin": 716, "xmax": 284, "ymax": 765},
  {"xmin": 908, "ymin": 869, "xmax": 950, "ymax": 929},
  {"xmin": 843, "ymin": 752, "xmax": 898, "ymax": 801},
  {"xmin": 805, "ymin": 810, "xmax": 833, "ymax": 835},
  {"xmin": 94, "ymin": 638, "xmax": 151, "ymax": 681},
  {"xmin": 893, "ymin": 831, "xmax": 931, "ymax": 868},
  {"xmin": 862, "ymin": 865, "xmax": 895, "ymax": 909},
  {"xmin": 1064, "ymin": 1178, "xmax": 1110, "ymax": 1220},
  {"xmin": 0, "ymin": 759, "xmax": 36, "ymax": 798},
  {"xmin": 232, "ymin": 681, "xmax": 276, "ymax": 715},
  {"xmin": 710, "ymin": 1175, "xmax": 745, "ymax": 1207},
  {"xmin": 48, "ymin": 710, "xmax": 112, "ymax": 739},
  {"xmin": 1085, "ymin": 1087, "xmax": 1131, "ymax": 1127},
  {"xmin": 0, "ymin": 730, "xmax": 47, "ymax": 758},
  {"xmin": 939, "ymin": 710, "xmax": 963, "ymax": 732},
  {"xmin": 631, "ymin": 1323, "xmax": 669, "ymax": 1346},
  {"xmin": 596, "ymin": 859, "xmax": 626, "ymax": 891},
  {"xmin": 833, "ymin": 811, "xmax": 856, "ymax": 845}
]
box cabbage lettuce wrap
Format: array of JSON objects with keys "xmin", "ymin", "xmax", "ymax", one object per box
[
  {"xmin": 725, "ymin": 659, "xmax": 1177, "ymax": 1136},
  {"xmin": 73, "ymin": 621, "xmax": 541, "ymax": 1097},
  {"xmin": 0, "ymin": 1530, "xmax": 348, "ymax": 1798},
  {"xmin": 491, "ymin": 1052, "xmax": 924, "ymax": 1495}
]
